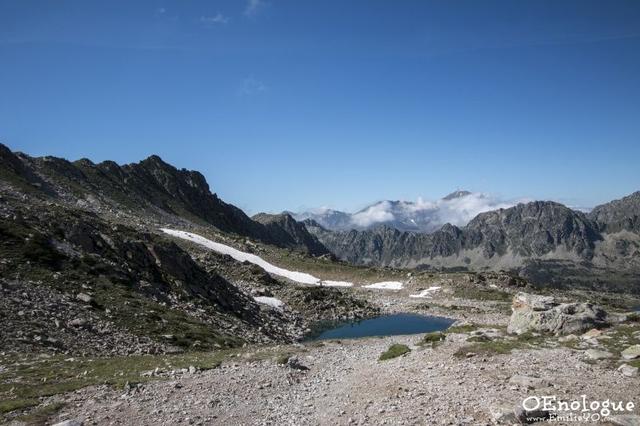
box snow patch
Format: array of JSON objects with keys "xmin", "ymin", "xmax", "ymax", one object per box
[
  {"xmin": 254, "ymin": 296, "xmax": 285, "ymax": 309},
  {"xmin": 363, "ymin": 281, "xmax": 404, "ymax": 290},
  {"xmin": 322, "ymin": 280, "xmax": 353, "ymax": 288},
  {"xmin": 160, "ymin": 229, "xmax": 319, "ymax": 285},
  {"xmin": 409, "ymin": 286, "xmax": 442, "ymax": 298},
  {"xmin": 161, "ymin": 228, "xmax": 400, "ymax": 291}
]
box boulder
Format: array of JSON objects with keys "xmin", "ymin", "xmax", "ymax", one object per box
[
  {"xmin": 76, "ymin": 293, "xmax": 93, "ymax": 304},
  {"xmin": 618, "ymin": 364, "xmax": 639, "ymax": 377},
  {"xmin": 621, "ymin": 345, "xmax": 640, "ymax": 360},
  {"xmin": 581, "ymin": 328, "xmax": 603, "ymax": 339},
  {"xmin": 507, "ymin": 293, "xmax": 608, "ymax": 336},
  {"xmin": 584, "ymin": 349, "xmax": 614, "ymax": 360},
  {"xmin": 286, "ymin": 356, "xmax": 309, "ymax": 371}
]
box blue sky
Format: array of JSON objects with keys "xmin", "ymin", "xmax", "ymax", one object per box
[{"xmin": 1, "ymin": 0, "xmax": 639, "ymax": 214}]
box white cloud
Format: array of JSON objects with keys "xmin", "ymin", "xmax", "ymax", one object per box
[
  {"xmin": 348, "ymin": 192, "xmax": 527, "ymax": 231},
  {"xmin": 244, "ymin": 0, "xmax": 267, "ymax": 17},
  {"xmin": 238, "ymin": 77, "xmax": 267, "ymax": 96},
  {"xmin": 351, "ymin": 201, "xmax": 396, "ymax": 227},
  {"xmin": 200, "ymin": 13, "xmax": 230, "ymax": 25},
  {"xmin": 433, "ymin": 192, "xmax": 520, "ymax": 227},
  {"xmin": 156, "ymin": 7, "xmax": 166, "ymax": 14}
]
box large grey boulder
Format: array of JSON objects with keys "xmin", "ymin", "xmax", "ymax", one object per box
[
  {"xmin": 507, "ymin": 293, "xmax": 608, "ymax": 336},
  {"xmin": 621, "ymin": 345, "xmax": 640, "ymax": 360}
]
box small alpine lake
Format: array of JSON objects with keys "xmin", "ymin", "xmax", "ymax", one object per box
[{"xmin": 306, "ymin": 313, "xmax": 455, "ymax": 341}]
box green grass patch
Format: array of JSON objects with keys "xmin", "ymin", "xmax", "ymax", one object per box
[
  {"xmin": 626, "ymin": 313, "xmax": 640, "ymax": 323},
  {"xmin": 453, "ymin": 287, "xmax": 512, "ymax": 302},
  {"xmin": 13, "ymin": 402, "xmax": 66, "ymax": 425},
  {"xmin": 275, "ymin": 353, "xmax": 292, "ymax": 365},
  {"xmin": 446, "ymin": 323, "xmax": 479, "ymax": 333},
  {"xmin": 0, "ymin": 398, "xmax": 40, "ymax": 414},
  {"xmin": 379, "ymin": 344, "xmax": 411, "ymax": 361},
  {"xmin": 591, "ymin": 324, "xmax": 640, "ymax": 354},
  {"xmin": 416, "ymin": 332, "xmax": 446, "ymax": 347},
  {"xmin": 453, "ymin": 332, "xmax": 546, "ymax": 358}
]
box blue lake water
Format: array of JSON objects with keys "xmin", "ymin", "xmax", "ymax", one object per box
[{"xmin": 306, "ymin": 313, "xmax": 455, "ymax": 341}]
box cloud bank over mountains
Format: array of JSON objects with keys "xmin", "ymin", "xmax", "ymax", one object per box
[{"xmin": 292, "ymin": 191, "xmax": 529, "ymax": 233}]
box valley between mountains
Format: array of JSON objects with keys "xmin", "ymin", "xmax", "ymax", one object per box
[{"xmin": 1, "ymin": 143, "xmax": 640, "ymax": 425}]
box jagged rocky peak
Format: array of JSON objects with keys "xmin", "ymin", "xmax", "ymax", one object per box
[
  {"xmin": 442, "ymin": 190, "xmax": 472, "ymax": 200},
  {"xmin": 252, "ymin": 212, "xmax": 330, "ymax": 257}
]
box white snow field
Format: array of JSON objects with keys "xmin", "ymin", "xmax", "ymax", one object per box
[
  {"xmin": 160, "ymin": 229, "xmax": 403, "ymax": 290},
  {"xmin": 408, "ymin": 286, "xmax": 442, "ymax": 298}
]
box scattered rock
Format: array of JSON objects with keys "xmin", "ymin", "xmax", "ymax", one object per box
[
  {"xmin": 76, "ymin": 293, "xmax": 93, "ymax": 304},
  {"xmin": 508, "ymin": 375, "xmax": 550, "ymax": 389},
  {"xmin": 581, "ymin": 328, "xmax": 603, "ymax": 339},
  {"xmin": 488, "ymin": 402, "xmax": 517, "ymax": 424},
  {"xmin": 584, "ymin": 349, "xmax": 614, "ymax": 360},
  {"xmin": 53, "ymin": 420, "xmax": 83, "ymax": 426},
  {"xmin": 286, "ymin": 356, "xmax": 309, "ymax": 371},
  {"xmin": 68, "ymin": 318, "xmax": 88, "ymax": 328},
  {"xmin": 618, "ymin": 364, "xmax": 639, "ymax": 377}
]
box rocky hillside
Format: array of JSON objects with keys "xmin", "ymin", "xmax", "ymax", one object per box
[
  {"xmin": 0, "ymin": 143, "xmax": 327, "ymax": 256},
  {"xmin": 589, "ymin": 191, "xmax": 640, "ymax": 233},
  {"xmin": 0, "ymin": 144, "xmax": 377, "ymax": 357}
]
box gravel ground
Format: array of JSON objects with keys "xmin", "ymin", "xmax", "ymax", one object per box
[{"xmin": 47, "ymin": 322, "xmax": 640, "ymax": 425}]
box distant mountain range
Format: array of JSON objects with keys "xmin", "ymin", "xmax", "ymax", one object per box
[
  {"xmin": 304, "ymin": 194, "xmax": 640, "ymax": 291},
  {"xmin": 290, "ymin": 191, "xmax": 524, "ymax": 233}
]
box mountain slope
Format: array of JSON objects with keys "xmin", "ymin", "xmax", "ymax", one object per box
[
  {"xmin": 251, "ymin": 213, "xmax": 330, "ymax": 257},
  {"xmin": 0, "ymin": 143, "xmax": 327, "ymax": 256},
  {"xmin": 588, "ymin": 191, "xmax": 640, "ymax": 233},
  {"xmin": 0, "ymin": 144, "xmax": 377, "ymax": 356}
]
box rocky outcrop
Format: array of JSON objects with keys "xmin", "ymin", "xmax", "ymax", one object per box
[
  {"xmin": 507, "ymin": 293, "xmax": 608, "ymax": 335},
  {"xmin": 252, "ymin": 213, "xmax": 330, "ymax": 256}
]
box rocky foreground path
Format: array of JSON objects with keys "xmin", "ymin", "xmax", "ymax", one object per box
[{"xmin": 47, "ymin": 329, "xmax": 640, "ymax": 426}]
